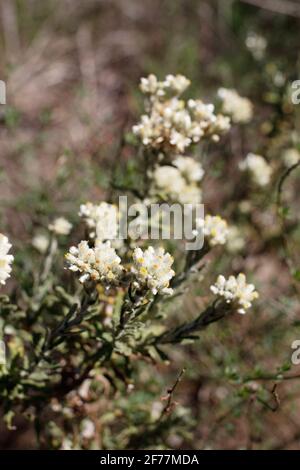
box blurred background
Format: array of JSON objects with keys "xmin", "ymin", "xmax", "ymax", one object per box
[{"xmin": 1, "ymin": 0, "xmax": 300, "ymax": 450}]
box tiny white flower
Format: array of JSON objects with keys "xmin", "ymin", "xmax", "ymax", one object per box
[
  {"xmin": 169, "ymin": 129, "xmax": 191, "ymax": 153},
  {"xmin": 163, "ymin": 74, "xmax": 191, "ymax": 94},
  {"xmin": 245, "ymin": 32, "xmax": 267, "ymax": 60},
  {"xmin": 78, "ymin": 379, "xmax": 92, "ymax": 400},
  {"xmin": 132, "ymin": 246, "xmax": 175, "ymax": 295},
  {"xmin": 151, "ymin": 401, "xmax": 164, "ymax": 421},
  {"xmin": 239, "ymin": 153, "xmax": 272, "ymax": 186},
  {"xmin": 61, "ymin": 437, "xmax": 74, "ymax": 450},
  {"xmin": 273, "ymin": 71, "xmax": 285, "ymax": 87},
  {"xmin": 80, "ymin": 418, "xmax": 95, "ymax": 440},
  {"xmin": 210, "ymin": 273, "xmax": 258, "ymax": 314},
  {"xmin": 139, "ymin": 73, "xmax": 190, "ymax": 98},
  {"xmin": 210, "ymin": 114, "xmax": 231, "ymax": 138},
  {"xmin": 48, "ymin": 217, "xmax": 72, "ymax": 235},
  {"xmin": 188, "ymin": 99, "xmax": 215, "ymax": 123},
  {"xmin": 0, "ymin": 234, "xmax": 14, "ymax": 286},
  {"xmin": 140, "ymin": 74, "xmax": 160, "ymax": 95}
]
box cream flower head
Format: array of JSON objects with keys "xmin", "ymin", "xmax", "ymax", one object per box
[
  {"xmin": 132, "ymin": 246, "xmax": 175, "ymax": 295},
  {"xmin": 32, "ymin": 234, "xmax": 49, "ymax": 254},
  {"xmin": 239, "ymin": 153, "xmax": 272, "ymax": 186},
  {"xmin": 48, "ymin": 217, "xmax": 72, "ymax": 235},
  {"xmin": 210, "ymin": 273, "xmax": 258, "ymax": 314},
  {"xmin": 218, "ymin": 88, "xmax": 253, "ymax": 123},
  {"xmin": 65, "ymin": 240, "xmax": 123, "ymax": 284}
]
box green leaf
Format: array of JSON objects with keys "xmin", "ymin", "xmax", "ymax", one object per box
[{"xmin": 293, "ymin": 269, "xmax": 300, "ymax": 282}]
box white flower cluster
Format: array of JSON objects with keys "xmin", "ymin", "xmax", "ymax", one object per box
[
  {"xmin": 0, "ymin": 234, "xmax": 14, "ymax": 286},
  {"xmin": 133, "ymin": 74, "xmax": 230, "ymax": 154},
  {"xmin": 196, "ymin": 215, "xmax": 229, "ymax": 247},
  {"xmin": 65, "ymin": 238, "xmax": 176, "ymax": 296},
  {"xmin": 150, "ymin": 156, "xmax": 203, "ymax": 205},
  {"xmin": 239, "ymin": 153, "xmax": 272, "ymax": 186},
  {"xmin": 245, "ymin": 32, "xmax": 267, "ymax": 61},
  {"xmin": 282, "ymin": 148, "xmax": 300, "ymax": 167},
  {"xmin": 132, "ymin": 246, "xmax": 175, "ymax": 295},
  {"xmin": 210, "ymin": 273, "xmax": 258, "ymax": 314},
  {"xmin": 218, "ymin": 88, "xmax": 253, "ymax": 123},
  {"xmin": 79, "ymin": 202, "xmax": 119, "ymax": 240},
  {"xmin": 140, "ymin": 73, "xmax": 191, "ymax": 98},
  {"xmin": 65, "ymin": 240, "xmax": 123, "ymax": 284},
  {"xmin": 48, "ymin": 217, "xmax": 72, "ymax": 236}
]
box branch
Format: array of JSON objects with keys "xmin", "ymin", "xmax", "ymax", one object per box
[
  {"xmin": 240, "ymin": 0, "xmax": 300, "ymax": 18},
  {"xmin": 159, "ymin": 368, "xmax": 185, "ymax": 419},
  {"xmin": 154, "ymin": 301, "xmax": 231, "ymax": 345},
  {"xmin": 276, "ymin": 161, "xmax": 300, "ymax": 209}
]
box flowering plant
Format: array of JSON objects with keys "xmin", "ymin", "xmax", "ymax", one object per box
[{"xmin": 0, "ymin": 74, "xmax": 261, "ymax": 449}]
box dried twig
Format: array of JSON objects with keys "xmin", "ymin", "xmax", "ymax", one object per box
[{"xmin": 160, "ymin": 368, "xmax": 186, "ymax": 418}]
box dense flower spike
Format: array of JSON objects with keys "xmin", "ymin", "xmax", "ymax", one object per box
[
  {"xmin": 239, "ymin": 153, "xmax": 272, "ymax": 186},
  {"xmin": 218, "ymin": 88, "xmax": 253, "ymax": 123},
  {"xmin": 65, "ymin": 240, "xmax": 123, "ymax": 284},
  {"xmin": 48, "ymin": 217, "xmax": 72, "ymax": 235},
  {"xmin": 196, "ymin": 215, "xmax": 229, "ymax": 247},
  {"xmin": 132, "ymin": 246, "xmax": 175, "ymax": 295},
  {"xmin": 0, "ymin": 234, "xmax": 14, "ymax": 286},
  {"xmin": 210, "ymin": 273, "xmax": 258, "ymax": 314},
  {"xmin": 133, "ymin": 74, "xmax": 230, "ymax": 154},
  {"xmin": 79, "ymin": 202, "xmax": 119, "ymax": 240}
]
